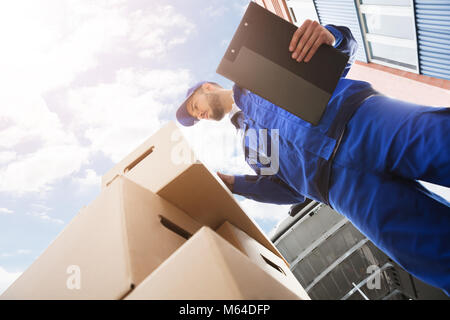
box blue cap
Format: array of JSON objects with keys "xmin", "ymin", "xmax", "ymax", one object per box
[{"xmin": 176, "ymin": 81, "xmax": 208, "ymax": 127}]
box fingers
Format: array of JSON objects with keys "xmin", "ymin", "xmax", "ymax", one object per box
[
  {"xmin": 291, "ymin": 20, "xmax": 317, "ymax": 61},
  {"xmin": 296, "ymin": 27, "xmax": 321, "ymax": 62},
  {"xmin": 304, "ymin": 32, "xmax": 325, "ymax": 63},
  {"xmin": 217, "ymin": 172, "xmax": 234, "ymax": 191},
  {"xmin": 217, "ymin": 172, "xmax": 230, "ymax": 183},
  {"xmin": 289, "ymin": 20, "xmax": 310, "ymax": 52},
  {"xmin": 290, "ymin": 20, "xmax": 332, "ymax": 63}
]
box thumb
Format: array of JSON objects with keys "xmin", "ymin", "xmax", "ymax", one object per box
[
  {"xmin": 217, "ymin": 172, "xmax": 233, "ymax": 191},
  {"xmin": 217, "ymin": 171, "xmax": 227, "ymax": 181},
  {"xmin": 217, "ymin": 172, "xmax": 231, "ymax": 183}
]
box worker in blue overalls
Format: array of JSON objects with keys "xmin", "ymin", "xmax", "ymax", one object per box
[{"xmin": 176, "ymin": 20, "xmax": 450, "ymax": 296}]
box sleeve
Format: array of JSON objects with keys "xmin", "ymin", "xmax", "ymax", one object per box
[
  {"xmin": 233, "ymin": 174, "xmax": 306, "ymax": 205},
  {"xmin": 324, "ymin": 24, "xmax": 358, "ymax": 77}
]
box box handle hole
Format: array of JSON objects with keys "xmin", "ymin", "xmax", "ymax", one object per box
[
  {"xmin": 261, "ymin": 254, "xmax": 286, "ymax": 275},
  {"xmin": 124, "ymin": 146, "xmax": 155, "ymax": 174},
  {"xmin": 158, "ymin": 214, "xmax": 192, "ymax": 240}
]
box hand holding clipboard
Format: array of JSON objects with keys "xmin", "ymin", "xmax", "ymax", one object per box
[
  {"xmin": 289, "ymin": 20, "xmax": 337, "ymax": 63},
  {"xmin": 216, "ymin": 2, "xmax": 348, "ymax": 126}
]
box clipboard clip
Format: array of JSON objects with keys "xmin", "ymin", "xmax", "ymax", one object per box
[{"xmin": 230, "ymin": 22, "xmax": 249, "ymax": 55}]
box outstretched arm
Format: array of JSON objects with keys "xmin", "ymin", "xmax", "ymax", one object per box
[{"xmin": 217, "ymin": 172, "xmax": 305, "ymax": 205}]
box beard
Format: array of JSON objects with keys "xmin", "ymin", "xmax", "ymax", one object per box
[{"xmin": 206, "ymin": 92, "xmax": 225, "ymax": 121}]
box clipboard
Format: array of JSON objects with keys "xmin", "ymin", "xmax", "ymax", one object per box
[{"xmin": 216, "ymin": 2, "xmax": 349, "ymax": 125}]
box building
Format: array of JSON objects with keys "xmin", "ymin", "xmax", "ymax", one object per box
[
  {"xmin": 254, "ymin": 0, "xmax": 449, "ymax": 300},
  {"xmin": 269, "ymin": 201, "xmax": 449, "ymax": 299},
  {"xmin": 255, "ymin": 0, "xmax": 450, "ymax": 84}
]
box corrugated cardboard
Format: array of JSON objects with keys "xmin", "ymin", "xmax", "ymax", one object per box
[
  {"xmin": 216, "ymin": 221, "xmax": 310, "ymax": 300},
  {"xmin": 124, "ymin": 227, "xmax": 301, "ymax": 300},
  {"xmin": 101, "ymin": 121, "xmax": 289, "ymax": 266},
  {"xmin": 1, "ymin": 176, "xmax": 201, "ymax": 300},
  {"xmin": 102, "ymin": 121, "xmax": 196, "ymax": 192}
]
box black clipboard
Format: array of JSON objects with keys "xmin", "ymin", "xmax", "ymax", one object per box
[{"xmin": 216, "ymin": 2, "xmax": 349, "ymax": 125}]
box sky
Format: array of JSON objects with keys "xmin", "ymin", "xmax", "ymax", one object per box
[{"xmin": 0, "ymin": 0, "xmax": 297, "ymax": 294}]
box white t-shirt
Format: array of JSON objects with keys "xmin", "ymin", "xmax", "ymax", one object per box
[
  {"xmin": 228, "ymin": 97, "xmax": 270, "ymax": 164},
  {"xmin": 228, "ymin": 101, "xmax": 241, "ymax": 120}
]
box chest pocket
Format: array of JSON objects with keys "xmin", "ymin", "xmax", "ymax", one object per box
[
  {"xmin": 242, "ymin": 118, "xmax": 280, "ymax": 175},
  {"xmin": 244, "ymin": 94, "xmax": 337, "ymax": 161}
]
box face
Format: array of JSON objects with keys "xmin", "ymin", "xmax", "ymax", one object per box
[{"xmin": 187, "ymin": 84, "xmax": 225, "ymax": 121}]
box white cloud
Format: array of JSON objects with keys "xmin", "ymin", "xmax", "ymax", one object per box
[
  {"xmin": 0, "ymin": 266, "xmax": 22, "ymax": 295},
  {"xmin": 0, "ymin": 92, "xmax": 74, "ymax": 149},
  {"xmin": 0, "ymin": 0, "xmax": 129, "ymax": 92},
  {"xmin": 72, "ymin": 169, "xmax": 101, "ymax": 188},
  {"xmin": 28, "ymin": 212, "xmax": 64, "ymax": 225},
  {"xmin": 27, "ymin": 204, "xmax": 64, "ymax": 225},
  {"xmin": 0, "ymin": 208, "xmax": 13, "ymax": 215},
  {"xmin": 65, "ymin": 68, "xmax": 193, "ymax": 163},
  {"xmin": 1, "ymin": 249, "xmax": 31, "ymax": 258},
  {"xmin": 238, "ymin": 198, "xmax": 291, "ymax": 223},
  {"xmin": 129, "ymin": 6, "xmax": 196, "ymax": 59},
  {"xmin": 16, "ymin": 249, "xmax": 31, "ymax": 255},
  {"xmin": 0, "ymin": 1, "xmax": 196, "ymax": 194},
  {"xmin": 0, "ymin": 96, "xmax": 87, "ymax": 194},
  {"xmin": 202, "ymin": 5, "xmax": 229, "ymax": 17},
  {"xmin": 0, "ymin": 0, "xmax": 122, "ymax": 194},
  {"xmin": 233, "ymin": 1, "xmax": 251, "ymax": 16},
  {"xmin": 0, "ymin": 144, "xmax": 90, "ymax": 194},
  {"xmin": 0, "ymin": 152, "xmax": 16, "ymax": 165}
]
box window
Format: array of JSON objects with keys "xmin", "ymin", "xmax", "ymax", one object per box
[
  {"xmin": 356, "ymin": 0, "xmax": 419, "ymax": 72},
  {"xmin": 285, "ymin": 0, "xmax": 319, "ymax": 26}
]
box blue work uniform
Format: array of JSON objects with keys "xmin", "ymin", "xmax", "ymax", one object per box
[{"xmin": 230, "ymin": 24, "xmax": 450, "ymax": 295}]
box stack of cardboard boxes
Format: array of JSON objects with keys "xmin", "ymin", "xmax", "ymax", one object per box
[{"xmin": 1, "ymin": 122, "xmax": 310, "ymax": 300}]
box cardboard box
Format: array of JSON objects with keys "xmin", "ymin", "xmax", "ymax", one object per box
[
  {"xmin": 101, "ymin": 121, "xmax": 288, "ymax": 266},
  {"xmin": 216, "ymin": 221, "xmax": 310, "ymax": 300},
  {"xmin": 1, "ymin": 176, "xmax": 201, "ymax": 300},
  {"xmin": 124, "ymin": 227, "xmax": 301, "ymax": 300}
]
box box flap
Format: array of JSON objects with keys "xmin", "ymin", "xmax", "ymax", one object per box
[
  {"xmin": 102, "ymin": 121, "xmax": 195, "ymax": 190},
  {"xmin": 120, "ymin": 177, "xmax": 201, "ymax": 285},
  {"xmin": 157, "ymin": 163, "xmax": 288, "ymax": 265},
  {"xmin": 124, "ymin": 227, "xmax": 300, "ymax": 300},
  {"xmin": 215, "ymin": 221, "xmax": 310, "ymax": 300}
]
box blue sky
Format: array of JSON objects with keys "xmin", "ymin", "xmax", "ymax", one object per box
[{"xmin": 0, "ymin": 0, "xmax": 295, "ymax": 293}]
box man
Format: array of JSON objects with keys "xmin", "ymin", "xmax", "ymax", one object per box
[{"xmin": 176, "ymin": 20, "xmax": 450, "ymax": 295}]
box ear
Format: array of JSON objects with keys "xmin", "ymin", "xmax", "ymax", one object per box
[{"xmin": 203, "ymin": 82, "xmax": 215, "ymax": 92}]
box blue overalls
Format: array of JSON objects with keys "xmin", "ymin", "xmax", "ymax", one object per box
[{"xmin": 230, "ymin": 25, "xmax": 450, "ymax": 295}]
